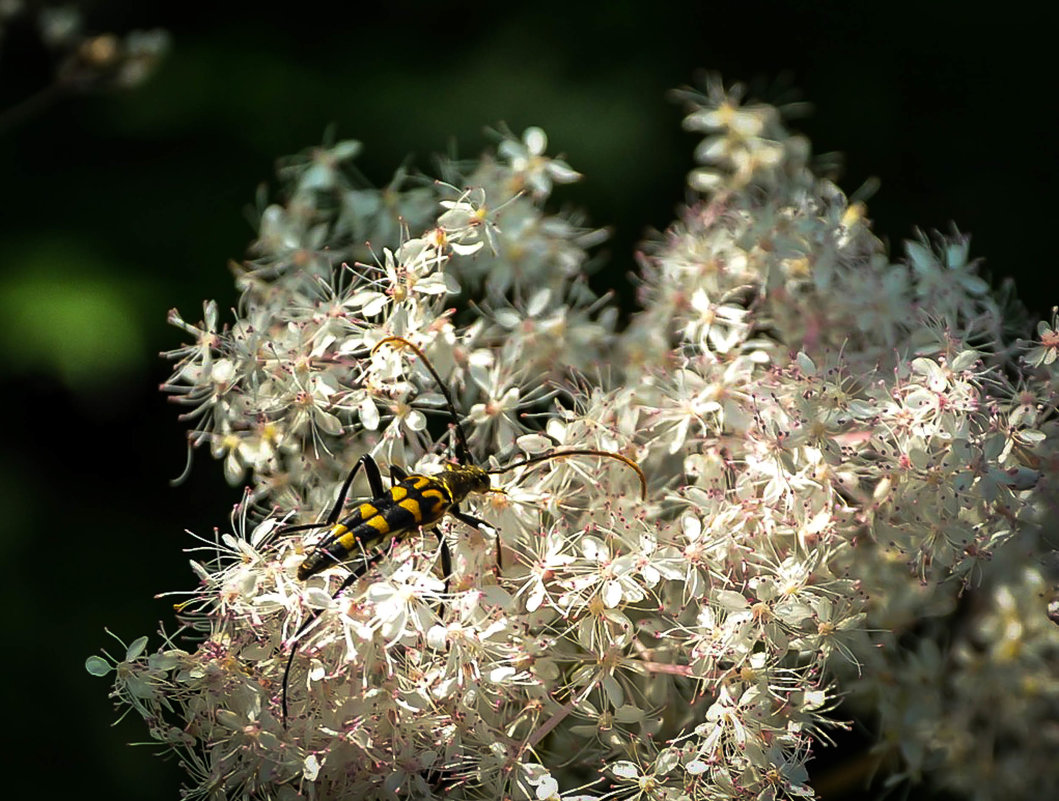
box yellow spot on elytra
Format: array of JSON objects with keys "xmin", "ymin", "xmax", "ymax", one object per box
[
  {"xmin": 358, "ymin": 503, "xmax": 377, "ymax": 520},
  {"xmin": 335, "ymin": 530, "xmax": 358, "ymax": 551},
  {"xmin": 391, "ymin": 486, "xmax": 407, "ymax": 501},
  {"xmin": 366, "ymin": 516, "xmax": 389, "ymax": 534},
  {"xmin": 399, "ymin": 497, "xmax": 422, "ymax": 519}
]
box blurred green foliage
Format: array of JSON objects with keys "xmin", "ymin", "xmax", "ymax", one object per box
[{"xmin": 0, "ymin": 241, "xmax": 154, "ymax": 386}]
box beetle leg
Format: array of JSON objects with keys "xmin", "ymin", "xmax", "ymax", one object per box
[
  {"xmin": 451, "ymin": 507, "xmax": 500, "ymax": 572},
  {"xmin": 282, "ymin": 546, "xmax": 385, "ymax": 725}
]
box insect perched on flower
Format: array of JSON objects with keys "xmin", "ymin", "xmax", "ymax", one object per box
[{"xmin": 280, "ymin": 336, "xmax": 646, "ymax": 723}]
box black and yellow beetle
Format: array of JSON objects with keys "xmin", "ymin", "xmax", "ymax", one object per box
[{"xmin": 279, "ymin": 336, "xmax": 646, "ymax": 723}]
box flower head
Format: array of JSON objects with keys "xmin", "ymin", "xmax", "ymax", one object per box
[{"xmin": 91, "ymin": 78, "xmax": 1059, "ymax": 801}]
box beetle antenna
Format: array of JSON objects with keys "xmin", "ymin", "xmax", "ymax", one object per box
[
  {"xmin": 489, "ymin": 449, "xmax": 647, "ymax": 500},
  {"xmin": 371, "ymin": 336, "xmax": 472, "ymax": 464}
]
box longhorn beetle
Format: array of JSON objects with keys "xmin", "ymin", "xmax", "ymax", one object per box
[{"xmin": 279, "ymin": 336, "xmax": 647, "ymax": 723}]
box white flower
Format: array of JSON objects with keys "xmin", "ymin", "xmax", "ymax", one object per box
[
  {"xmin": 1025, "ymin": 307, "xmax": 1059, "ymax": 367},
  {"xmin": 438, "ymin": 187, "xmax": 495, "ymax": 255},
  {"xmin": 367, "ymin": 560, "xmax": 445, "ymax": 642},
  {"xmin": 497, "ymin": 126, "xmax": 582, "ymax": 199}
]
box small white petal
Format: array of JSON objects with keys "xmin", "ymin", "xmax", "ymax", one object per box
[
  {"xmin": 613, "ymin": 705, "xmax": 644, "ymax": 723},
  {"xmin": 526, "ymin": 584, "xmax": 545, "ymax": 612},
  {"xmin": 211, "ymin": 359, "xmax": 235, "ymax": 384},
  {"xmin": 426, "ymin": 625, "xmax": 448, "ymax": 650},
  {"xmin": 359, "ymin": 397, "xmax": 380, "ymax": 430},
  {"xmin": 527, "ymin": 288, "xmax": 552, "ymax": 317},
  {"xmin": 125, "ymin": 636, "xmax": 149, "ymax": 661},
  {"xmin": 414, "ymin": 273, "xmax": 451, "ymax": 295},
  {"xmin": 524, "ymin": 126, "xmax": 548, "ymax": 155},
  {"xmin": 610, "ymin": 761, "xmax": 640, "ymax": 780},
  {"xmin": 536, "ymin": 776, "xmax": 559, "ymax": 799},
  {"xmin": 515, "ymin": 433, "xmax": 553, "ymax": 454},
  {"xmin": 488, "ymin": 666, "xmax": 516, "ymax": 683},
  {"xmin": 189, "ymin": 560, "xmax": 210, "ymax": 581},
  {"xmin": 450, "ymin": 240, "xmax": 484, "ymax": 256},
  {"xmin": 546, "ymin": 160, "xmax": 581, "ymax": 184},
  {"xmin": 85, "ymin": 656, "xmax": 112, "ymax": 677},
  {"xmin": 602, "ymin": 674, "xmax": 624, "ymax": 707},
  {"xmin": 362, "ymin": 293, "xmax": 389, "ymax": 317},
  {"xmin": 494, "ymin": 308, "xmax": 521, "ymax": 328},
  {"xmin": 715, "ymin": 590, "xmax": 749, "ymax": 610},
  {"xmin": 303, "ymin": 587, "xmax": 334, "ymax": 609},
  {"xmin": 315, "ymin": 410, "xmax": 343, "ymax": 436},
  {"xmin": 251, "ymin": 519, "xmax": 282, "ymax": 547}
]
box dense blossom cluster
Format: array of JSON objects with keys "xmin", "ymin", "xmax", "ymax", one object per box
[{"xmin": 89, "ymin": 78, "xmax": 1059, "ymax": 800}]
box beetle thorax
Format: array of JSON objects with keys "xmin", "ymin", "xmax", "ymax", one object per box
[{"xmin": 439, "ymin": 463, "xmax": 491, "ymax": 503}]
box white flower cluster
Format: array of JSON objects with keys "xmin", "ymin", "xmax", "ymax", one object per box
[{"xmin": 90, "ymin": 78, "xmax": 1059, "ymax": 801}]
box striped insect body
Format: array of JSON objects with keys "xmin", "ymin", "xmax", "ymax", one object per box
[{"xmin": 295, "ymin": 463, "xmax": 491, "ymax": 582}]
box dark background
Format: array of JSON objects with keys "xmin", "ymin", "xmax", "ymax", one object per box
[{"xmin": 1, "ymin": 3, "xmax": 1051, "ymax": 799}]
